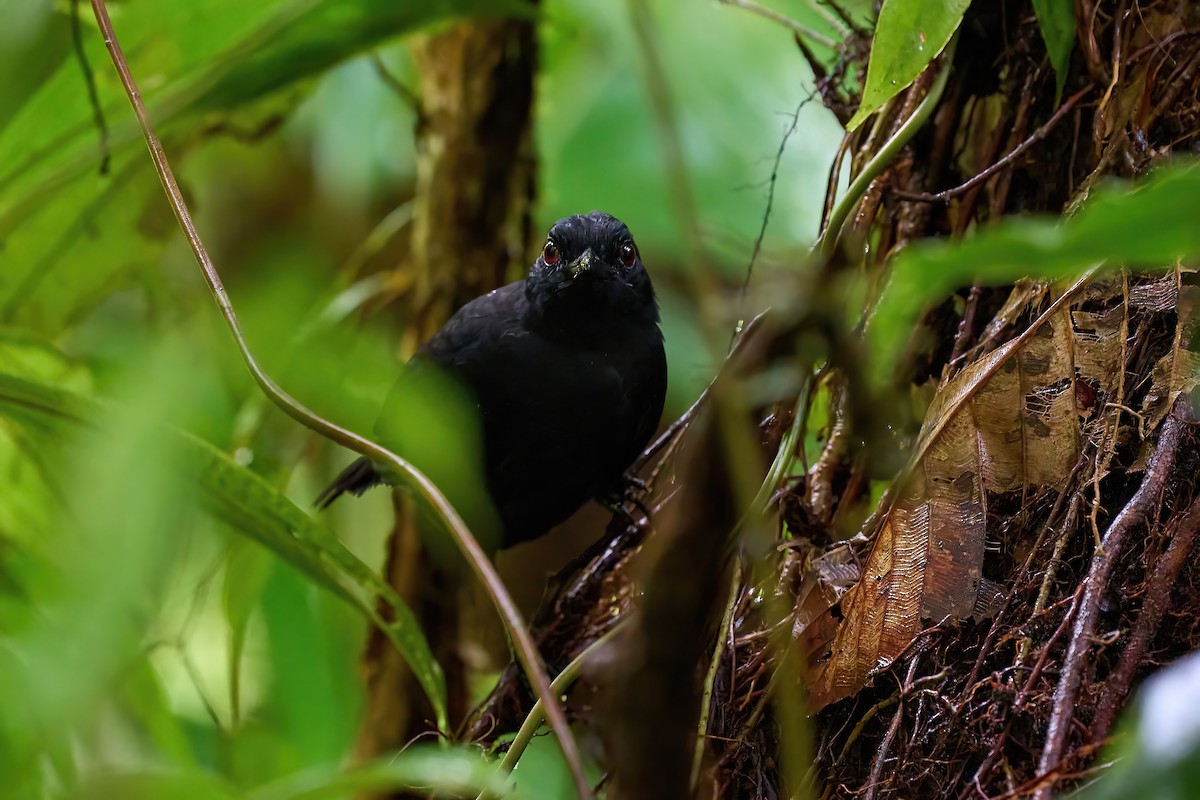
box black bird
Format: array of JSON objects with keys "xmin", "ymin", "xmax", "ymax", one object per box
[{"xmin": 317, "ymin": 211, "xmax": 667, "ymax": 551}]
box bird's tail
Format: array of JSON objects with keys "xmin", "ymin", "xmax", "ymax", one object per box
[{"xmin": 314, "ymin": 457, "xmax": 383, "ymax": 509}]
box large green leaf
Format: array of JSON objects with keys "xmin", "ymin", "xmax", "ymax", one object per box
[
  {"xmin": 0, "ymin": 368, "xmax": 449, "ymax": 731},
  {"xmin": 1032, "ymin": 0, "xmax": 1076, "ymax": 102},
  {"xmin": 0, "ymin": 0, "xmax": 527, "ymax": 276},
  {"xmin": 846, "ymin": 0, "xmax": 971, "ymax": 131},
  {"xmin": 60, "ymin": 749, "xmax": 509, "ymax": 800},
  {"xmin": 0, "ymin": 0, "xmax": 526, "ymax": 335},
  {"xmin": 248, "ymin": 749, "xmax": 505, "ymax": 800},
  {"xmin": 0, "ymin": 349, "xmax": 201, "ymax": 793},
  {"xmin": 63, "ymin": 771, "xmax": 242, "ymax": 800},
  {"xmin": 870, "ymin": 161, "xmax": 1200, "ymax": 383}
]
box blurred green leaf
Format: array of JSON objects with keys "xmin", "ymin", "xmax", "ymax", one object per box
[
  {"xmin": 0, "ymin": 0, "xmax": 528, "ymax": 272},
  {"xmin": 1077, "ymin": 652, "xmax": 1200, "ymax": 799},
  {"xmin": 0, "ymin": 368, "xmax": 449, "ymax": 731},
  {"xmin": 255, "ymin": 560, "xmax": 357, "ymax": 774},
  {"xmin": 870, "ymin": 160, "xmax": 1200, "ymax": 383},
  {"xmin": 1032, "ymin": 0, "xmax": 1075, "ymax": 103},
  {"xmin": 223, "ymin": 541, "xmax": 273, "ymax": 728},
  {"xmin": 0, "ymin": 0, "xmax": 529, "ymax": 350},
  {"xmin": 66, "ymin": 770, "xmax": 243, "ymax": 800},
  {"xmin": 249, "ymin": 747, "xmax": 504, "ymax": 800},
  {"xmin": 117, "ymin": 656, "xmax": 200, "ymax": 769},
  {"xmin": 845, "ymin": 0, "xmax": 971, "ymax": 131},
  {"xmin": 510, "ymin": 730, "xmax": 590, "ymax": 800},
  {"xmin": 191, "ymin": 0, "xmax": 531, "ymax": 116},
  {"xmin": 0, "ymin": 0, "xmax": 69, "ymax": 135},
  {"xmin": 0, "ymin": 346, "xmax": 199, "ymax": 794}
]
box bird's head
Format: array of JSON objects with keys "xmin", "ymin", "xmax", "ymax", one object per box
[{"xmin": 526, "ymin": 211, "xmax": 659, "ymax": 329}]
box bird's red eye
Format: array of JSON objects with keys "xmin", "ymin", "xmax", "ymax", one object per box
[
  {"xmin": 542, "ymin": 241, "xmax": 560, "ymax": 265},
  {"xmin": 619, "ymin": 242, "xmax": 637, "ymax": 267}
]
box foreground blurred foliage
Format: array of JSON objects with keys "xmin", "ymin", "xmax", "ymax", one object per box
[
  {"xmin": 2, "ymin": 0, "xmax": 1199, "ymax": 798},
  {"xmin": 0, "ymin": 0, "xmax": 839, "ymax": 797}
]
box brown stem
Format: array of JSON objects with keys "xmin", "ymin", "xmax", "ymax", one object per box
[
  {"xmin": 1032, "ymin": 399, "xmax": 1189, "ymax": 800},
  {"xmin": 1090, "ymin": 487, "xmax": 1200, "ymax": 743},
  {"xmin": 895, "ymin": 83, "xmax": 1095, "ymax": 204},
  {"xmin": 960, "ymin": 455, "xmax": 1088, "ymax": 699},
  {"xmin": 864, "ymin": 658, "xmax": 920, "ymax": 800},
  {"xmin": 962, "ymin": 584, "xmax": 1084, "ymax": 800}
]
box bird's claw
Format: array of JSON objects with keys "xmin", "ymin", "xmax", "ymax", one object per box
[
  {"xmin": 600, "ymin": 473, "xmax": 653, "ymax": 524},
  {"xmin": 623, "ymin": 473, "xmax": 649, "ymax": 495}
]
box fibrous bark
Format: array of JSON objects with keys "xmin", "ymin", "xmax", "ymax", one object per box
[{"xmin": 354, "ymin": 14, "xmax": 537, "ymax": 772}]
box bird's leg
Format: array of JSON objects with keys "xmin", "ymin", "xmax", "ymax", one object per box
[
  {"xmin": 600, "ymin": 472, "xmax": 652, "ymax": 525},
  {"xmin": 624, "ymin": 473, "xmax": 649, "ymax": 494}
]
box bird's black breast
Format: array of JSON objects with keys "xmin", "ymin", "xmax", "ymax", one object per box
[{"xmin": 380, "ymin": 280, "xmax": 666, "ymax": 547}]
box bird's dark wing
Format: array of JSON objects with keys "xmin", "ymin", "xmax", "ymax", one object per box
[
  {"xmin": 313, "ymin": 456, "xmax": 381, "ymax": 509},
  {"xmin": 314, "ymin": 284, "xmax": 526, "ymax": 517},
  {"xmin": 417, "ymin": 281, "xmax": 530, "ymax": 370},
  {"xmin": 361, "ymin": 284, "xmax": 530, "ymax": 547}
]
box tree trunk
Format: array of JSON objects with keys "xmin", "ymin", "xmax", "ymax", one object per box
[{"xmin": 353, "ymin": 14, "xmax": 537, "ymax": 771}]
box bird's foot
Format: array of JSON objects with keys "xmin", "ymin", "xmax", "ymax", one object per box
[
  {"xmin": 600, "ymin": 473, "xmax": 652, "ymax": 524},
  {"xmin": 623, "ymin": 473, "xmax": 649, "ymax": 495}
]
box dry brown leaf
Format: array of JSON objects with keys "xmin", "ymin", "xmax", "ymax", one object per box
[
  {"xmin": 809, "ymin": 274, "xmax": 1129, "ymax": 708},
  {"xmin": 1142, "ymin": 268, "xmax": 1199, "ymax": 433}
]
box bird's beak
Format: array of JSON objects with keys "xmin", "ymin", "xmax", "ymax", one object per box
[{"xmin": 566, "ymin": 248, "xmax": 594, "ymax": 279}]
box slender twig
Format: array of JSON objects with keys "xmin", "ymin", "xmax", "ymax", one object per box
[
  {"xmin": 635, "ymin": 310, "xmax": 768, "ymax": 475},
  {"xmin": 371, "ymin": 53, "xmax": 423, "ymax": 115},
  {"xmin": 894, "ymin": 83, "xmax": 1094, "ymax": 203},
  {"xmin": 964, "ymin": 585, "xmax": 1084, "ymax": 799},
  {"xmin": 800, "ymin": 0, "xmax": 851, "ymax": 38},
  {"xmin": 71, "ymin": 0, "xmax": 111, "ymax": 175},
  {"xmin": 864, "ymin": 658, "xmax": 919, "ymax": 800},
  {"xmin": 1033, "ymin": 400, "xmax": 1189, "ymax": 800},
  {"xmin": 744, "ymin": 378, "xmax": 811, "ymax": 524},
  {"xmin": 716, "ymin": 0, "xmax": 838, "ymax": 50},
  {"xmin": 816, "ymin": 39, "xmax": 956, "ymax": 260},
  {"xmin": 821, "ymin": 132, "xmax": 854, "ymax": 231},
  {"xmin": 478, "ymin": 627, "xmax": 623, "ymax": 800},
  {"xmin": 87, "ymin": 3, "xmax": 593, "ymax": 798},
  {"xmin": 741, "ymin": 99, "xmax": 807, "ymax": 295},
  {"xmin": 690, "ymin": 558, "xmax": 744, "ymax": 791}
]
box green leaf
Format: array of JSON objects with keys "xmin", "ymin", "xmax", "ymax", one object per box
[
  {"xmin": 223, "ymin": 541, "xmax": 273, "ymax": 729},
  {"xmin": 1032, "ymin": 0, "xmax": 1075, "ymax": 103},
  {"xmin": 65, "ymin": 770, "xmax": 243, "ymax": 800},
  {"xmin": 117, "ymin": 658, "xmax": 199, "ymax": 770},
  {"xmin": 846, "ymin": 0, "xmax": 971, "ymax": 131},
  {"xmin": 0, "ymin": 0, "xmax": 528, "ymax": 247},
  {"xmin": 869, "ymin": 160, "xmax": 1200, "ymax": 383},
  {"xmin": 190, "ymin": 0, "xmax": 532, "ymax": 115},
  {"xmin": 0, "ymin": 368, "xmax": 449, "ymax": 732},
  {"xmin": 0, "ymin": 0, "xmax": 70, "ymax": 134},
  {"xmin": 0, "ymin": 348, "xmax": 202, "ymax": 791},
  {"xmin": 248, "ymin": 748, "xmax": 504, "ymax": 800}
]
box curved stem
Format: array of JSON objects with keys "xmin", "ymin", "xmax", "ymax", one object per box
[
  {"xmin": 690, "ymin": 557, "xmax": 743, "ymax": 790},
  {"xmin": 480, "ymin": 627, "xmax": 623, "ymax": 800},
  {"xmin": 88, "ymin": 3, "xmax": 592, "ymax": 798},
  {"xmin": 816, "ymin": 37, "xmax": 957, "ymax": 261},
  {"xmin": 717, "ymin": 0, "xmax": 838, "ymax": 50},
  {"xmin": 744, "ymin": 377, "xmax": 811, "ymax": 527}
]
